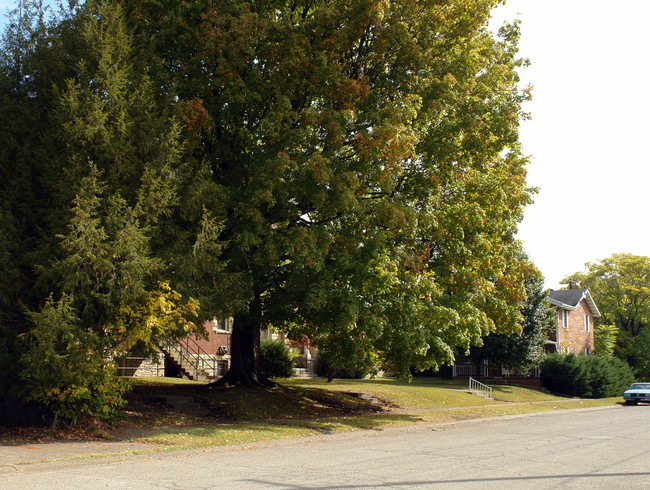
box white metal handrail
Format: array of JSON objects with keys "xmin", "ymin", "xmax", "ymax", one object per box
[
  {"xmin": 469, "ymin": 377, "xmax": 493, "ymax": 399},
  {"xmin": 166, "ymin": 337, "xmax": 219, "ymax": 379}
]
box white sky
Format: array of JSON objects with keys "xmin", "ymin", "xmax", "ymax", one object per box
[
  {"xmin": 492, "ymin": 0, "xmax": 650, "ymax": 288},
  {"xmin": 0, "ymin": 2, "xmax": 12, "ymax": 18},
  {"xmin": 2, "ymin": 1, "xmax": 649, "ymax": 289}
]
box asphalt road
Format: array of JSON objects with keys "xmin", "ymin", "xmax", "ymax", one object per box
[{"xmin": 2, "ymin": 405, "xmax": 649, "ymax": 489}]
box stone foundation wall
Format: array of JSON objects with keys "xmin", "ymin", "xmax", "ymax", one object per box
[{"xmin": 116, "ymin": 354, "xmax": 165, "ymax": 377}]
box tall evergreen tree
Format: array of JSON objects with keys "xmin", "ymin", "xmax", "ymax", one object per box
[
  {"xmin": 44, "ymin": 0, "xmax": 203, "ymax": 355},
  {"xmin": 0, "ymin": 0, "xmax": 61, "ymax": 394},
  {"xmin": 1, "ymin": 0, "xmax": 202, "ymax": 419},
  {"xmin": 470, "ymin": 260, "xmax": 555, "ymax": 375}
]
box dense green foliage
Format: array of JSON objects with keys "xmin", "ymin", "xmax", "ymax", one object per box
[
  {"xmin": 19, "ymin": 295, "xmax": 130, "ymax": 424},
  {"xmin": 564, "ymin": 254, "xmax": 650, "ymax": 379},
  {"xmin": 470, "ymin": 259, "xmax": 555, "ymax": 373},
  {"xmin": 121, "ymin": 0, "xmax": 533, "ymax": 384},
  {"xmin": 258, "ymin": 338, "xmax": 296, "ymax": 379},
  {"xmin": 1, "ymin": 0, "xmax": 534, "ymax": 419},
  {"xmin": 0, "ymin": 1, "xmax": 202, "ymax": 421},
  {"xmin": 540, "ymin": 354, "xmax": 635, "ymax": 398},
  {"xmin": 594, "ymin": 323, "xmax": 619, "ymax": 358},
  {"xmin": 317, "ymin": 329, "xmax": 379, "ymax": 381}
]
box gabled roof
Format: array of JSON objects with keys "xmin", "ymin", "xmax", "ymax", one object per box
[{"xmin": 549, "ymin": 288, "xmax": 601, "ymax": 317}]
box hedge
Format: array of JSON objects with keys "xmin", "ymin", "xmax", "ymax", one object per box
[{"xmin": 540, "ymin": 354, "xmax": 635, "ymax": 398}]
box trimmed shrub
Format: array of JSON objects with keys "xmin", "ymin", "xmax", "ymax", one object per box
[
  {"xmin": 259, "ymin": 339, "xmax": 295, "ymax": 379},
  {"xmin": 540, "ymin": 354, "xmax": 635, "ymax": 398}
]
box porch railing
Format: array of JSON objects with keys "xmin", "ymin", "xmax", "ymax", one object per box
[
  {"xmin": 453, "ymin": 363, "xmax": 488, "ymax": 377},
  {"xmin": 502, "ymin": 365, "xmax": 541, "ymax": 378},
  {"xmin": 469, "ymin": 377, "xmax": 493, "ymax": 399},
  {"xmin": 165, "ymin": 336, "xmax": 219, "ymax": 380}
]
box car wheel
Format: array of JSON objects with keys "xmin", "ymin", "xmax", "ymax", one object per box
[{"xmin": 625, "ymin": 400, "xmax": 638, "ymax": 405}]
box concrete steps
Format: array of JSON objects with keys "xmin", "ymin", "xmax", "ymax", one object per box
[
  {"xmin": 293, "ymin": 367, "xmax": 319, "ymax": 378},
  {"xmin": 342, "ymin": 391, "xmax": 383, "ymax": 406},
  {"xmin": 162, "ymin": 346, "xmax": 214, "ymax": 382}
]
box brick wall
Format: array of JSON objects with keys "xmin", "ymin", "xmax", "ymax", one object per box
[
  {"xmin": 191, "ymin": 319, "xmax": 232, "ymax": 356},
  {"xmin": 556, "ymin": 299, "xmax": 595, "ymax": 354},
  {"xmin": 117, "ymin": 320, "xmax": 233, "ymax": 379}
]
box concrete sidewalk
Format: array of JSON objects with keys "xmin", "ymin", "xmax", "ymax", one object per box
[{"xmin": 0, "ymin": 438, "xmax": 162, "ymax": 473}]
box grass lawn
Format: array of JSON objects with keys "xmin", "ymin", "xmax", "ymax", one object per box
[
  {"xmin": 114, "ymin": 377, "xmax": 622, "ymax": 450},
  {"xmin": 279, "ymin": 377, "xmax": 562, "ymax": 407},
  {"xmin": 1, "ymin": 376, "xmax": 623, "ymax": 451}
]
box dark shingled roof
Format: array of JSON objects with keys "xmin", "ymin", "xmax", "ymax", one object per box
[
  {"xmin": 549, "ymin": 289, "xmax": 586, "ymax": 307},
  {"xmin": 549, "ymin": 288, "xmax": 601, "ymax": 317}
]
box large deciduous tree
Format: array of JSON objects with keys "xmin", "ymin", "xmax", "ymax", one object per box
[
  {"xmin": 565, "ymin": 253, "xmax": 650, "ymax": 378},
  {"xmin": 594, "ymin": 323, "xmax": 619, "ymax": 358},
  {"xmin": 122, "ymin": 0, "xmax": 533, "ymax": 385}
]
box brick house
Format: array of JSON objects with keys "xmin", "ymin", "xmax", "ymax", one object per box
[
  {"xmin": 547, "ymin": 288, "xmax": 600, "ymax": 355},
  {"xmin": 451, "ymin": 287, "xmax": 601, "ymax": 379},
  {"xmin": 119, "ymin": 321, "xmax": 320, "ymax": 381},
  {"xmin": 118, "ymin": 318, "xmax": 232, "ymax": 381}
]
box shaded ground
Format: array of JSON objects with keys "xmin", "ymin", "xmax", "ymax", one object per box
[
  {"xmin": 121, "ymin": 382, "xmax": 385, "ymax": 425},
  {"xmin": 1, "ymin": 377, "xmax": 620, "ymax": 447},
  {"xmin": 0, "ymin": 381, "xmax": 384, "ymax": 443}
]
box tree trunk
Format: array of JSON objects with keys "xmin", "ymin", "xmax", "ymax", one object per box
[{"xmin": 209, "ymin": 289, "xmax": 273, "ymax": 388}]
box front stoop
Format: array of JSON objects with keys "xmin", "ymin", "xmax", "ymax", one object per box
[{"xmin": 162, "ymin": 346, "xmax": 213, "ymax": 382}]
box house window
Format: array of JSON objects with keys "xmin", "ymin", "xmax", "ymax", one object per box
[
  {"xmin": 216, "ymin": 360, "xmax": 228, "ymax": 376},
  {"xmin": 585, "ymin": 348, "xmax": 590, "ymax": 355},
  {"xmin": 559, "ymin": 310, "xmax": 569, "ymax": 328},
  {"xmin": 584, "ymin": 315, "xmax": 590, "ymax": 332},
  {"xmin": 213, "ymin": 318, "xmax": 230, "ymax": 333}
]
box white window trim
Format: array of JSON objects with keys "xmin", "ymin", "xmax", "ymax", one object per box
[
  {"xmin": 212, "ymin": 318, "xmax": 231, "ymax": 333},
  {"xmin": 584, "ymin": 315, "xmax": 590, "ymax": 332},
  {"xmin": 560, "ymin": 310, "xmax": 569, "ymax": 329}
]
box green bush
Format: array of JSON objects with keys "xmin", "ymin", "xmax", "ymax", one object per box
[
  {"xmin": 18, "ymin": 295, "xmax": 130, "ymax": 425},
  {"xmin": 540, "ymin": 354, "xmax": 635, "ymax": 398},
  {"xmin": 259, "ymin": 338, "xmax": 296, "ymax": 379},
  {"xmin": 314, "ymin": 329, "xmax": 378, "ymax": 381}
]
